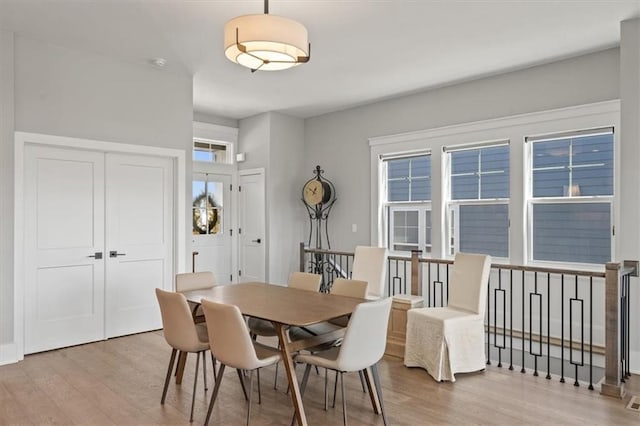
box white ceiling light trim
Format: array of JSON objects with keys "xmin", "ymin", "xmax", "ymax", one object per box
[{"xmin": 223, "ymin": 0, "xmax": 310, "ymax": 72}]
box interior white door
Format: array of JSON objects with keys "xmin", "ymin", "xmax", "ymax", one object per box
[
  {"xmin": 192, "ymin": 173, "xmax": 233, "ymax": 282},
  {"xmin": 105, "ymin": 153, "xmax": 173, "ymax": 338},
  {"xmin": 24, "ymin": 146, "xmax": 106, "ymax": 354},
  {"xmin": 238, "ymin": 171, "xmax": 266, "ymax": 282}
]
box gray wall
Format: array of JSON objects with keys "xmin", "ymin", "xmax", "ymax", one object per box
[
  {"xmin": 238, "ymin": 112, "xmax": 305, "ymax": 284},
  {"xmin": 304, "ymin": 48, "xmax": 620, "ymax": 251},
  {"xmin": 1, "ymin": 34, "xmax": 193, "ymax": 355},
  {"xmin": 268, "ymin": 112, "xmax": 306, "ymax": 283},
  {"xmin": 0, "ymin": 30, "xmax": 15, "ymax": 349},
  {"xmin": 193, "ymin": 111, "xmax": 239, "ymax": 129}
]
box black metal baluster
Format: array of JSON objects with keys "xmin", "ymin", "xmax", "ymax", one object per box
[
  {"xmin": 546, "ymin": 272, "xmax": 551, "ymax": 380},
  {"xmin": 509, "ymin": 269, "xmax": 514, "ymax": 371},
  {"xmin": 560, "ymin": 274, "xmax": 565, "ymax": 383},
  {"xmin": 521, "ymin": 270, "xmax": 526, "ymax": 374},
  {"xmin": 588, "ymin": 276, "xmax": 593, "ymax": 390}
]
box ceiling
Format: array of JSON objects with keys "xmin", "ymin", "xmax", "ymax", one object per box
[{"xmin": 1, "ymin": 0, "xmax": 639, "ymax": 120}]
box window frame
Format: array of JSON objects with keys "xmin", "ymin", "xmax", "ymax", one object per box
[
  {"xmin": 525, "ymin": 128, "xmax": 615, "ymax": 267},
  {"xmin": 381, "ymin": 152, "xmax": 432, "ymax": 255},
  {"xmin": 369, "ymin": 100, "xmax": 620, "ymax": 267},
  {"xmin": 444, "ymin": 142, "xmax": 511, "ymax": 259}
]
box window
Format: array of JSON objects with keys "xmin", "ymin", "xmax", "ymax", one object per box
[
  {"xmin": 192, "ymin": 177, "xmax": 224, "ymax": 235},
  {"xmin": 446, "ymin": 143, "xmax": 510, "ymax": 258},
  {"xmin": 193, "ymin": 139, "xmax": 232, "ymax": 164},
  {"xmin": 383, "ymin": 154, "xmax": 431, "ymax": 253},
  {"xmin": 528, "ymin": 128, "xmax": 613, "ymax": 264}
]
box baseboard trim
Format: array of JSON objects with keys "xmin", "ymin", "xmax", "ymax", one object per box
[{"xmin": 0, "ymin": 342, "xmax": 21, "ymax": 365}]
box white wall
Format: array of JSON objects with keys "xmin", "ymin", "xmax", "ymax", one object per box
[
  {"xmin": 0, "ymin": 30, "xmax": 15, "ymax": 352},
  {"xmin": 1, "ymin": 34, "xmax": 193, "ymax": 363},
  {"xmin": 304, "ymin": 48, "xmax": 620, "ymax": 251}
]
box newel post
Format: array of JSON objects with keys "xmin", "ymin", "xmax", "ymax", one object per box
[
  {"xmin": 601, "ymin": 262, "xmax": 625, "ymax": 398},
  {"xmin": 410, "ymin": 250, "xmax": 422, "ymax": 296},
  {"xmin": 299, "ymin": 242, "xmax": 306, "ymax": 272}
]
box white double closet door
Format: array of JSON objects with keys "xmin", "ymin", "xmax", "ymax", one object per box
[{"xmin": 24, "ymin": 145, "xmax": 174, "ymax": 354}]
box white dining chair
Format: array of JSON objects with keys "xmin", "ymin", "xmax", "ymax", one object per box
[
  {"xmin": 155, "ymin": 288, "xmax": 212, "ymax": 422},
  {"xmin": 247, "ymin": 271, "xmax": 321, "ymax": 389},
  {"xmin": 176, "ymin": 271, "xmax": 216, "ymax": 317},
  {"xmin": 295, "ymin": 297, "xmax": 393, "ymax": 425},
  {"xmin": 201, "ymin": 300, "xmax": 282, "ymax": 426},
  {"xmin": 404, "ymin": 252, "xmax": 492, "ymax": 382},
  {"xmin": 247, "ymin": 272, "xmax": 321, "ymax": 337},
  {"xmin": 351, "ymin": 246, "xmax": 387, "ymax": 300}
]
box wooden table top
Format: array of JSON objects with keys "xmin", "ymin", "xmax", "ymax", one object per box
[{"xmin": 183, "ymin": 282, "xmax": 365, "ymax": 327}]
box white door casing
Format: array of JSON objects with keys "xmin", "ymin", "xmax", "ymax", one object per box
[
  {"xmin": 238, "ymin": 170, "xmax": 266, "ymax": 282},
  {"xmin": 105, "ymin": 153, "xmax": 173, "ymax": 338},
  {"xmin": 24, "ymin": 146, "xmax": 106, "ymax": 354},
  {"xmin": 192, "ymin": 173, "xmax": 233, "ymax": 282}
]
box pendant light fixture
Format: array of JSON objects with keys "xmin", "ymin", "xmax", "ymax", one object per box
[{"xmin": 223, "ymin": 0, "xmax": 311, "ymax": 72}]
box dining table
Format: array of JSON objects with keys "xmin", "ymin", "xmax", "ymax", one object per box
[{"xmin": 182, "ymin": 281, "xmax": 382, "ymax": 426}]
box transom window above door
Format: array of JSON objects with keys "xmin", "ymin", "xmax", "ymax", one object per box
[{"xmin": 193, "ymin": 138, "xmax": 233, "ymax": 164}]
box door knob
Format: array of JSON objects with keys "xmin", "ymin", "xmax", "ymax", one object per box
[
  {"xmin": 87, "ymin": 252, "xmax": 103, "ymax": 259},
  {"xmin": 252, "ymin": 238, "xmax": 261, "ymax": 244},
  {"xmin": 109, "ymin": 251, "xmax": 127, "ymax": 258}
]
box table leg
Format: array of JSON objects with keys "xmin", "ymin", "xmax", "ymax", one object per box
[
  {"xmin": 175, "ymin": 351, "xmax": 188, "ymax": 384},
  {"xmin": 274, "ymin": 323, "xmax": 307, "ymax": 426},
  {"xmin": 363, "ymin": 366, "xmax": 382, "ymax": 415}
]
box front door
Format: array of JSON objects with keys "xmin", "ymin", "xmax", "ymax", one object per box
[
  {"xmin": 191, "ymin": 173, "xmax": 233, "ymax": 282},
  {"xmin": 238, "ymin": 170, "xmax": 266, "ymax": 282}
]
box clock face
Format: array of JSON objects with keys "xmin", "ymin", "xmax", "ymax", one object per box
[{"xmin": 303, "ymin": 180, "xmax": 323, "ymax": 205}]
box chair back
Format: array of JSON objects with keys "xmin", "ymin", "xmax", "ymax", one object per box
[
  {"xmin": 330, "ymin": 278, "xmax": 368, "ymax": 298},
  {"xmin": 447, "ymin": 252, "xmax": 492, "ymax": 315},
  {"xmin": 288, "ymin": 271, "xmax": 321, "ymax": 292},
  {"xmin": 155, "ymin": 288, "xmax": 205, "ymax": 351},
  {"xmin": 201, "ymin": 299, "xmax": 260, "ymax": 371},
  {"xmin": 351, "ymin": 246, "xmax": 387, "ymax": 299},
  {"xmin": 336, "ymin": 297, "xmax": 392, "ymax": 371},
  {"xmin": 176, "ymin": 271, "xmax": 216, "ymax": 292}
]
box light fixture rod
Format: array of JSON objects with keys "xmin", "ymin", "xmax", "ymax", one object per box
[{"xmin": 264, "ymin": 0, "xmax": 269, "ymax": 14}]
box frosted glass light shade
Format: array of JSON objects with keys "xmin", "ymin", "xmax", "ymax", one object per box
[{"xmin": 224, "ymin": 14, "xmax": 309, "ymax": 71}]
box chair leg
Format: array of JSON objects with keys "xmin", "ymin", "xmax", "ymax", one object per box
[
  {"xmin": 257, "ymin": 369, "xmax": 262, "ymax": 405},
  {"xmin": 202, "ymin": 351, "xmax": 208, "ymax": 391},
  {"xmin": 237, "ymin": 369, "xmax": 249, "ymax": 401},
  {"xmin": 358, "ymin": 370, "xmax": 366, "ymax": 393},
  {"xmin": 204, "ymin": 364, "xmax": 226, "ymax": 426},
  {"xmin": 332, "ymin": 370, "xmax": 339, "ymax": 408},
  {"xmin": 274, "ymin": 361, "xmax": 279, "ymax": 390},
  {"xmin": 190, "ymin": 351, "xmax": 201, "ymax": 422},
  {"xmin": 247, "ymin": 370, "xmax": 254, "ymax": 426},
  {"xmin": 210, "ymin": 353, "xmax": 218, "ymax": 385},
  {"xmin": 371, "ymin": 363, "xmax": 388, "ymax": 426},
  {"xmin": 161, "ymin": 348, "xmax": 177, "ymax": 404},
  {"xmin": 340, "ymin": 372, "xmax": 348, "ymax": 426},
  {"xmin": 174, "ymin": 350, "xmax": 181, "ymax": 376},
  {"xmin": 324, "ymin": 368, "xmax": 329, "ymax": 411}
]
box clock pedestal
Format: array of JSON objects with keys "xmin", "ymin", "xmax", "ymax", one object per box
[{"xmin": 302, "ymin": 165, "xmax": 336, "ymax": 291}]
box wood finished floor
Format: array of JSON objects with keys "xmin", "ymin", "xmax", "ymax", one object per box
[{"xmin": 1, "ymin": 331, "xmax": 638, "ymax": 425}]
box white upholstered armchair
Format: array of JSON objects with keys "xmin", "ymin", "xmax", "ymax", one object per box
[{"xmin": 404, "ymin": 252, "xmax": 491, "ymax": 382}]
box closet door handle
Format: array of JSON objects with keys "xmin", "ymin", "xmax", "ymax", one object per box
[
  {"xmin": 87, "ymin": 252, "xmax": 103, "ymax": 259},
  {"xmin": 109, "ymin": 251, "xmax": 127, "ymax": 258}
]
